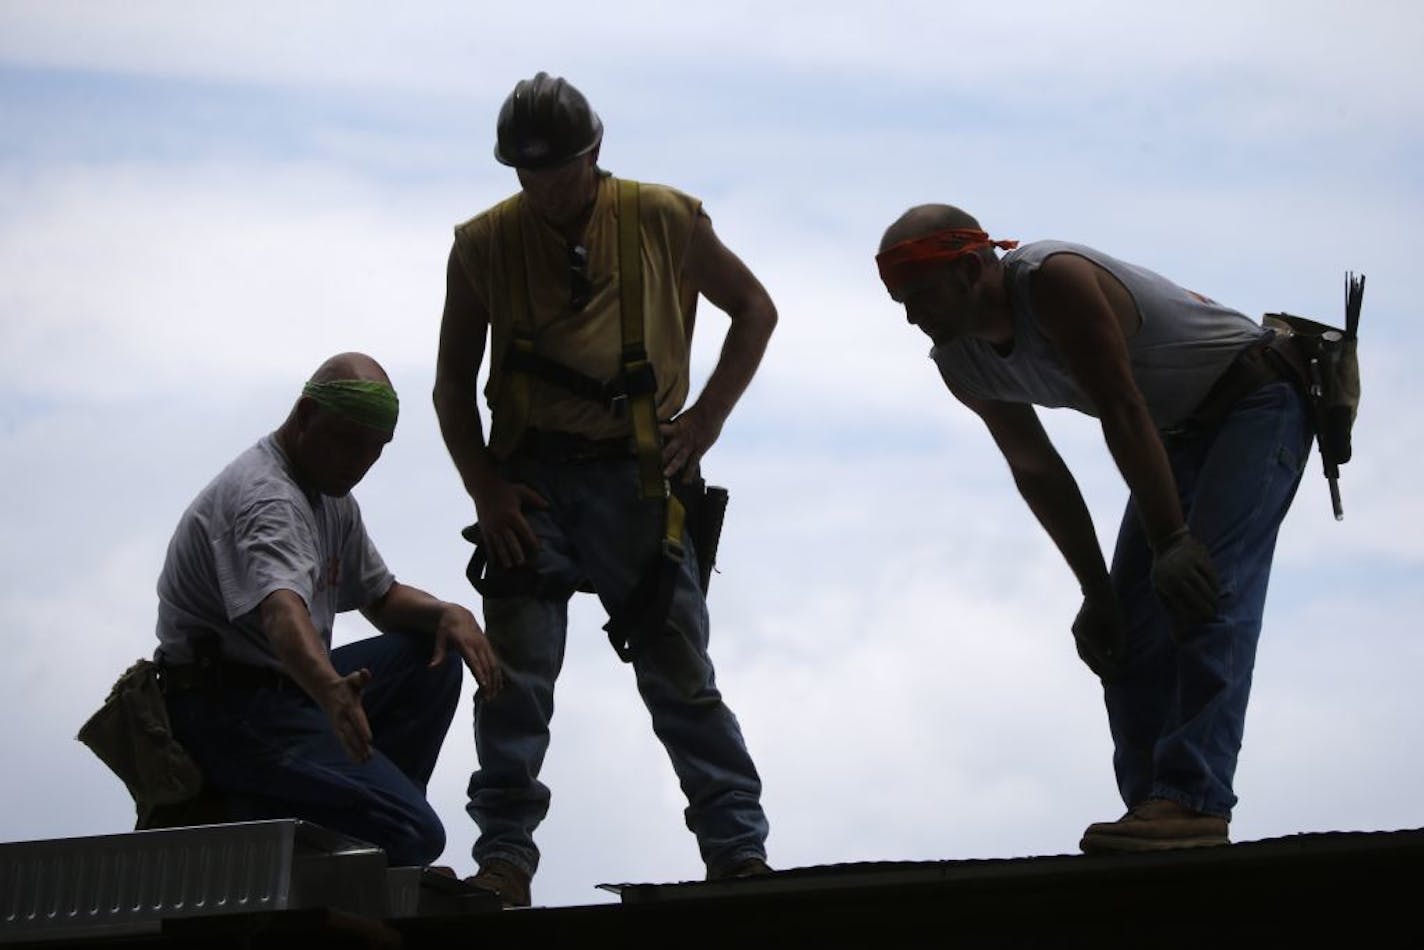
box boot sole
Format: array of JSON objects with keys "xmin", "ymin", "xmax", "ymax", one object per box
[{"xmin": 1080, "ymin": 833, "xmax": 1230, "ymax": 854}]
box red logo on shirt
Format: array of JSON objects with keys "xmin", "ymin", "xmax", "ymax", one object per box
[{"xmin": 315, "ymin": 555, "xmax": 340, "ymax": 593}]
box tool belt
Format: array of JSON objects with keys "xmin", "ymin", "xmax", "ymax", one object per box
[
  {"xmin": 1264, "ymin": 272, "xmax": 1364, "ymax": 519},
  {"xmin": 1161, "ymin": 331, "xmax": 1302, "ymax": 440},
  {"xmin": 514, "ymin": 428, "xmax": 636, "ymax": 463},
  {"xmin": 1164, "ymin": 272, "xmax": 1364, "ymax": 519},
  {"xmin": 160, "ymin": 657, "xmax": 301, "ymax": 694},
  {"xmin": 461, "ymin": 452, "xmax": 730, "ymax": 605}
]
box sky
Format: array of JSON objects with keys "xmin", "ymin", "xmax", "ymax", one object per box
[{"xmin": 2, "ymin": 0, "xmax": 1422, "ymax": 910}]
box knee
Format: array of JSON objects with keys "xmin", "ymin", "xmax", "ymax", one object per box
[{"xmin": 387, "ymin": 807, "xmax": 447, "ymax": 867}]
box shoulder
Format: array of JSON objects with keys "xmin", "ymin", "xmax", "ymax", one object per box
[
  {"xmin": 214, "ymin": 440, "xmax": 311, "ymax": 524},
  {"xmin": 453, "ymin": 193, "xmax": 523, "ymax": 253},
  {"xmin": 638, "ymin": 180, "xmax": 701, "ymax": 212},
  {"xmin": 1010, "ymin": 241, "xmax": 1118, "ymax": 312},
  {"xmin": 1006, "ymin": 240, "xmax": 1096, "ymax": 277},
  {"xmin": 620, "ymin": 178, "xmax": 704, "ymax": 223}
]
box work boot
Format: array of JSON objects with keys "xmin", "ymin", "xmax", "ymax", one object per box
[
  {"xmin": 706, "ymin": 856, "xmax": 773, "ymax": 881},
  {"xmin": 466, "ymin": 858, "xmax": 532, "ymax": 908},
  {"xmin": 1079, "ymin": 798, "xmax": 1230, "ymax": 854}
]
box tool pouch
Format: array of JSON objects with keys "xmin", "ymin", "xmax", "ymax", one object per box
[
  {"xmin": 674, "ymin": 476, "xmax": 730, "ymax": 594},
  {"xmin": 1264, "ymin": 311, "xmax": 1360, "ymax": 467},
  {"xmin": 77, "ymin": 659, "xmax": 204, "ymax": 820}
]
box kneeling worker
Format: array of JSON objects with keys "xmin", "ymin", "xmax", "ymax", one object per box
[{"xmin": 153, "ymin": 352, "xmax": 504, "ymax": 867}]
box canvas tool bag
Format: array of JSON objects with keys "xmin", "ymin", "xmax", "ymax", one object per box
[{"xmin": 77, "ymin": 658, "xmax": 204, "ymax": 819}]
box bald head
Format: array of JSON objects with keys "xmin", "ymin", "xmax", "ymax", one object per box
[
  {"xmin": 880, "ymin": 204, "xmax": 983, "ymax": 253},
  {"xmin": 308, "ymin": 351, "xmax": 392, "ymax": 388},
  {"xmin": 278, "ymin": 351, "xmax": 397, "ymax": 497}
]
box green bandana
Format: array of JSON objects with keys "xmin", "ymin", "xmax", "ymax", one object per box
[{"xmin": 302, "ymin": 379, "xmax": 400, "ymax": 434}]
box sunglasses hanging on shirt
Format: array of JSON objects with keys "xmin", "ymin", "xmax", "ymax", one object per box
[{"xmin": 568, "ymin": 242, "xmax": 591, "ymax": 312}]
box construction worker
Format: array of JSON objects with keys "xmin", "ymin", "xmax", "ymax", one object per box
[
  {"xmin": 875, "ymin": 205, "xmax": 1312, "ymax": 853},
  {"xmin": 154, "ymin": 352, "xmax": 504, "ymax": 866},
  {"xmin": 434, "ymin": 73, "xmax": 776, "ymax": 906}
]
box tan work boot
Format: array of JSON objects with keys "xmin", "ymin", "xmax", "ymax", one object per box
[
  {"xmin": 1080, "ymin": 798, "xmax": 1229, "ymax": 854},
  {"xmin": 706, "ymin": 856, "xmax": 773, "ymax": 881},
  {"xmin": 466, "ymin": 857, "xmax": 532, "ymax": 908}
]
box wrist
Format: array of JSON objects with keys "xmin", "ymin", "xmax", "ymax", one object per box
[
  {"xmin": 689, "ymin": 396, "xmax": 730, "ymax": 428},
  {"xmin": 1150, "ymin": 525, "xmax": 1189, "ymax": 556},
  {"xmin": 1079, "ymin": 571, "xmax": 1114, "ymax": 601},
  {"xmin": 437, "ymin": 601, "xmax": 474, "ymax": 632}
]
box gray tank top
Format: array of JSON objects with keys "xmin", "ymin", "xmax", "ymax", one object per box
[{"xmin": 931, "ymin": 241, "xmax": 1266, "ymax": 429}]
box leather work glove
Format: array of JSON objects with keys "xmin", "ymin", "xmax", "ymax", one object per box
[
  {"xmin": 1072, "ymin": 583, "xmax": 1127, "ymax": 682},
  {"xmin": 1150, "ymin": 527, "xmax": 1220, "ymax": 633}
]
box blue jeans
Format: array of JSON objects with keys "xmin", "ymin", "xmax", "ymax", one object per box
[
  {"xmin": 1104, "ymin": 380, "xmax": 1312, "ymax": 818},
  {"xmin": 467, "ymin": 457, "xmax": 768, "ymax": 876},
  {"xmin": 167, "ymin": 633, "xmax": 463, "ymax": 866}
]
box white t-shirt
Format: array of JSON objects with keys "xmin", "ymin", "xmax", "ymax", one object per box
[{"xmin": 154, "ymin": 433, "xmax": 394, "ymax": 670}]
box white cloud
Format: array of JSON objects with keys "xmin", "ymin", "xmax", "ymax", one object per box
[{"xmin": 1, "ymin": 0, "xmax": 1421, "ymax": 910}]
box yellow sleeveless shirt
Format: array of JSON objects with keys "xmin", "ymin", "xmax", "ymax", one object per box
[{"xmin": 452, "ymin": 174, "xmax": 702, "ymax": 446}]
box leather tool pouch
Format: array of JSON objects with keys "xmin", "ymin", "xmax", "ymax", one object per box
[
  {"xmin": 77, "ymin": 659, "xmax": 204, "ymax": 820},
  {"xmin": 1264, "ymin": 311, "xmax": 1360, "ymax": 467},
  {"xmin": 674, "ymin": 476, "xmax": 729, "ymax": 594}
]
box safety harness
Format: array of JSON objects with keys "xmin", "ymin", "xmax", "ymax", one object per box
[{"xmin": 472, "ymin": 179, "xmax": 691, "ymax": 661}]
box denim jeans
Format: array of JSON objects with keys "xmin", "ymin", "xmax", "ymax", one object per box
[
  {"xmin": 1104, "ymin": 380, "xmax": 1312, "ymax": 818},
  {"xmin": 467, "ymin": 456, "xmax": 768, "ymax": 876},
  {"xmin": 167, "ymin": 632, "xmax": 463, "ymax": 866}
]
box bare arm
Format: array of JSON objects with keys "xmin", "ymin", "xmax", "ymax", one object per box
[
  {"xmin": 1029, "ymin": 254, "xmax": 1184, "ymax": 547},
  {"xmin": 954, "ymin": 387, "xmax": 1111, "ymax": 593},
  {"xmin": 659, "ymin": 213, "xmax": 778, "ymax": 476},
  {"xmin": 433, "ymin": 243, "xmax": 547, "ymax": 567},
  {"xmin": 1030, "ymin": 253, "xmax": 1217, "ymax": 626},
  {"xmin": 260, "ymin": 589, "xmax": 373, "ymax": 761},
  {"xmin": 361, "ymin": 581, "xmax": 503, "ymax": 695},
  {"xmin": 953, "ymin": 387, "xmax": 1124, "ymax": 677}
]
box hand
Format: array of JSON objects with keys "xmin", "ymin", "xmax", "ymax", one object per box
[
  {"xmin": 1150, "ymin": 528, "xmax": 1220, "ymax": 632},
  {"xmin": 473, "ymin": 473, "xmax": 549, "ymax": 569},
  {"xmin": 660, "ymin": 403, "xmax": 724, "ymax": 479},
  {"xmin": 429, "ymin": 603, "xmax": 505, "ymax": 698},
  {"xmin": 314, "ymin": 668, "xmax": 374, "ymax": 763},
  {"xmin": 1072, "ymin": 585, "xmax": 1127, "ymax": 682}
]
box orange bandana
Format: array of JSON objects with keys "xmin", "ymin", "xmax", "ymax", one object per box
[{"xmin": 876, "ymin": 228, "xmax": 1019, "ymax": 296}]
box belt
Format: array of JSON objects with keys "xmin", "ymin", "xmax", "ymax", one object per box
[
  {"xmin": 1162, "ymin": 332, "xmax": 1298, "ymax": 440},
  {"xmin": 513, "ymin": 428, "xmax": 636, "ymax": 463},
  {"xmin": 161, "ymin": 659, "xmax": 299, "ymax": 694}
]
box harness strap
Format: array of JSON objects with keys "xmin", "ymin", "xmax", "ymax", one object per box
[
  {"xmin": 502, "ymin": 347, "xmax": 657, "ymax": 416},
  {"xmin": 617, "ymin": 179, "xmax": 668, "ymax": 502},
  {"xmin": 491, "ymin": 195, "xmax": 533, "ymax": 460}
]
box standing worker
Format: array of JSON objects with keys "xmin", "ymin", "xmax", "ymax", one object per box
[
  {"xmin": 434, "ymin": 73, "xmax": 776, "ymax": 906},
  {"xmin": 875, "ymin": 204, "xmax": 1313, "ymax": 853}
]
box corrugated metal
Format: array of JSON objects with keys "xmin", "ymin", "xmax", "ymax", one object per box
[{"xmin": 0, "ymin": 820, "xmax": 387, "ymax": 943}]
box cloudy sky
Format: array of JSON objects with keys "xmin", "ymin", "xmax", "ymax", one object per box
[{"xmin": 2, "ymin": 0, "xmax": 1421, "ymax": 909}]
